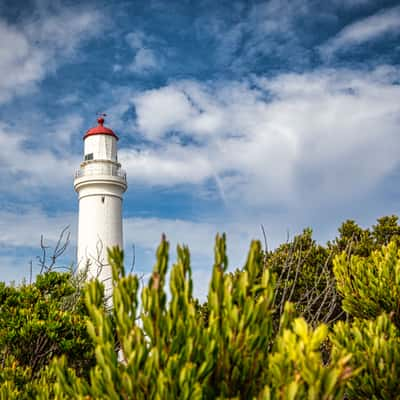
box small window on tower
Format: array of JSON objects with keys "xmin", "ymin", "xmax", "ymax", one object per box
[
  {"xmin": 85, "ymin": 153, "xmax": 94, "ymax": 161},
  {"xmin": 101, "ymin": 196, "xmax": 105, "ymax": 203}
]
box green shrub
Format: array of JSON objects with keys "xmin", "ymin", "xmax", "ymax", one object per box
[
  {"xmin": 331, "ymin": 314, "xmax": 400, "ymax": 400},
  {"xmin": 48, "ymin": 235, "xmax": 352, "ymax": 399},
  {"xmin": 333, "ymin": 241, "xmax": 400, "ymax": 325},
  {"xmin": 332, "ymin": 240, "xmax": 400, "ymax": 399},
  {"xmin": 267, "ymin": 308, "xmax": 352, "ymax": 400},
  {"xmin": 0, "ymin": 272, "xmax": 95, "ymax": 399}
]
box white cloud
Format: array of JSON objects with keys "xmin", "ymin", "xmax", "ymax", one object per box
[
  {"xmin": 0, "ymin": 122, "xmax": 80, "ymax": 192},
  {"xmin": 120, "ymin": 66, "xmax": 400, "ymax": 213},
  {"xmin": 128, "ymin": 48, "xmax": 159, "ymax": 74},
  {"xmin": 120, "ymin": 145, "xmax": 213, "ymax": 185},
  {"xmin": 125, "ymin": 30, "xmax": 161, "ymax": 74},
  {"xmin": 0, "ymin": 5, "xmax": 103, "ymax": 104},
  {"xmin": 126, "ymin": 31, "xmax": 147, "ymax": 50},
  {"xmin": 132, "ymin": 85, "xmax": 199, "ymax": 139},
  {"xmin": 197, "ymin": 0, "xmax": 312, "ymax": 71},
  {"xmin": 57, "ymin": 93, "xmax": 80, "ymax": 106},
  {"xmin": 320, "ymin": 5, "xmax": 400, "ymax": 57},
  {"xmin": 0, "ymin": 21, "xmax": 45, "ymax": 103},
  {"xmin": 0, "ymin": 208, "xmax": 74, "ymax": 248},
  {"xmin": 23, "ymin": 7, "xmax": 102, "ymax": 55},
  {"xmin": 49, "ymin": 114, "xmax": 84, "ymax": 147}
]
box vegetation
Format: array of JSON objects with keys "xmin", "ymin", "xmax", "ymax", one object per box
[
  {"xmin": 332, "ymin": 314, "xmax": 400, "ymax": 400},
  {"xmin": 0, "ymin": 272, "xmax": 95, "ymax": 399},
  {"xmin": 0, "ymin": 215, "xmax": 399, "ymax": 398},
  {"xmin": 48, "ymin": 237, "xmax": 352, "ymax": 399},
  {"xmin": 331, "ymin": 241, "xmax": 400, "ymax": 400}
]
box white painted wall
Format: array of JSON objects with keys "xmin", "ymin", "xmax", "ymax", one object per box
[
  {"xmin": 74, "ymin": 133, "xmax": 127, "ymax": 301},
  {"xmin": 84, "ymin": 134, "xmax": 117, "ymax": 161}
]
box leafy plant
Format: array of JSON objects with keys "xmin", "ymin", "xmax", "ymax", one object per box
[
  {"xmin": 333, "ymin": 241, "xmax": 400, "ymax": 326},
  {"xmin": 267, "ymin": 307, "xmax": 352, "ymax": 400},
  {"xmin": 49, "ymin": 236, "xmax": 352, "ymax": 399},
  {"xmin": 0, "ymin": 272, "xmax": 95, "ymax": 398},
  {"xmin": 332, "ymin": 314, "xmax": 400, "ymax": 400}
]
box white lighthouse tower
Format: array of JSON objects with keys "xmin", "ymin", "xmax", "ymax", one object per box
[{"xmin": 74, "ymin": 116, "xmax": 127, "ymax": 298}]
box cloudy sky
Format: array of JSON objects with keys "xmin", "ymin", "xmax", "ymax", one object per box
[{"xmin": 0, "ymin": 0, "xmax": 399, "ymax": 299}]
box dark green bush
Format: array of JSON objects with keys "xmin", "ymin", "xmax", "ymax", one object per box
[{"xmin": 0, "ymin": 272, "xmax": 95, "ymax": 398}]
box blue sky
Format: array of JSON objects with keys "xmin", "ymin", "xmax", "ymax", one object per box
[{"xmin": 0, "ymin": 0, "xmax": 400, "ymax": 299}]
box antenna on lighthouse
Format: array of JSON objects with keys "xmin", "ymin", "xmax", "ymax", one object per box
[{"xmin": 96, "ymin": 112, "xmax": 107, "ymax": 124}]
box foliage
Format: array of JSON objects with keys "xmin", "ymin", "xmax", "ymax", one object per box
[
  {"xmin": 333, "ymin": 241, "xmax": 400, "ymax": 326},
  {"xmin": 332, "ymin": 239, "xmax": 400, "ymax": 399},
  {"xmin": 267, "ymin": 306, "xmax": 352, "ymax": 400},
  {"xmin": 2, "ymin": 216, "xmax": 400, "ymax": 398},
  {"xmin": 328, "ymin": 215, "xmax": 400, "ymax": 256},
  {"xmin": 257, "ymin": 215, "xmax": 400, "ymax": 327},
  {"xmin": 328, "ymin": 219, "xmax": 373, "ymax": 257},
  {"xmin": 48, "ymin": 236, "xmax": 352, "ymax": 399},
  {"xmin": 331, "ymin": 314, "xmax": 400, "ymax": 400},
  {"xmin": 265, "ymin": 228, "xmax": 341, "ymax": 326},
  {"xmin": 0, "ymin": 271, "xmax": 95, "ymax": 398},
  {"xmin": 372, "ymin": 215, "xmax": 400, "ymax": 247}
]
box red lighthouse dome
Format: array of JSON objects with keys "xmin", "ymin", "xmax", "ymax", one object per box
[{"xmin": 84, "ymin": 117, "xmax": 119, "ymax": 140}]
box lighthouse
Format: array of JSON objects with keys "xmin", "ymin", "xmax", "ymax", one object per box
[{"xmin": 74, "ymin": 116, "xmax": 127, "ymax": 298}]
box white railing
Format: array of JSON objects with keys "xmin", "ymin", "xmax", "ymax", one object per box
[{"xmin": 75, "ymin": 167, "xmax": 126, "ymax": 180}]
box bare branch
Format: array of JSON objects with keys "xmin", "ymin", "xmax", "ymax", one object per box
[
  {"xmin": 36, "ymin": 226, "xmax": 71, "ymax": 274},
  {"xmin": 129, "ymin": 243, "xmax": 136, "ymax": 275},
  {"xmin": 260, "ymin": 224, "xmax": 268, "ymax": 254}
]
